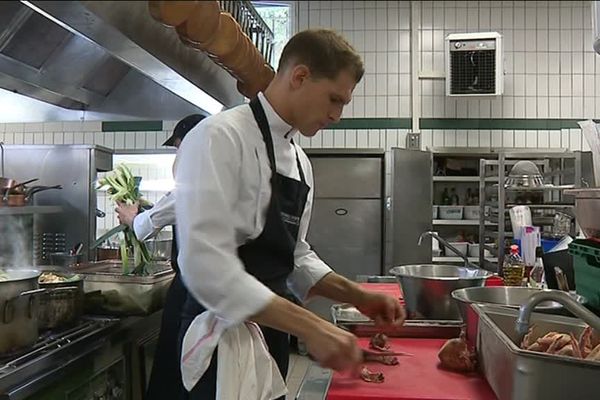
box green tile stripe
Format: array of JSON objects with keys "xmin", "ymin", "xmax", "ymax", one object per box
[
  {"xmin": 102, "ymin": 121, "xmax": 163, "ymax": 132},
  {"xmin": 328, "ymin": 118, "xmax": 588, "ymax": 130},
  {"xmin": 420, "ymin": 118, "xmax": 586, "ymax": 130},
  {"xmin": 330, "ymin": 118, "xmax": 411, "ymax": 129}
]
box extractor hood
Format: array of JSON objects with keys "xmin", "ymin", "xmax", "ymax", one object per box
[{"xmin": 0, "ymin": 1, "xmax": 244, "ymax": 122}]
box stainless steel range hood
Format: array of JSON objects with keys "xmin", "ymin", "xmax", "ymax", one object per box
[{"xmin": 0, "ymin": 1, "xmax": 243, "ymax": 122}]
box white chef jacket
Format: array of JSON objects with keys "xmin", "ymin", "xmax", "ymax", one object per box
[
  {"xmin": 132, "ymin": 191, "xmax": 176, "ymax": 241},
  {"xmin": 175, "ymin": 92, "xmax": 332, "ymax": 325}
]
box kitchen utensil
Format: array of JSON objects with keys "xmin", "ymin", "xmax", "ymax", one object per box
[
  {"xmin": 37, "ymin": 271, "xmax": 83, "ymax": 330},
  {"xmin": 70, "ymin": 242, "xmax": 84, "ymax": 256},
  {"xmin": 361, "ymin": 348, "xmax": 413, "ymax": 358},
  {"xmin": 389, "ymin": 265, "xmax": 491, "ymax": 320},
  {"xmin": 505, "ymin": 160, "xmax": 545, "ymax": 188},
  {"xmin": 0, "ymin": 268, "xmax": 42, "ymax": 355},
  {"xmin": 6, "ymin": 185, "xmax": 62, "ymax": 206},
  {"xmin": 182, "ymin": 0, "xmax": 221, "ymax": 47},
  {"xmin": 6, "ymin": 178, "xmax": 39, "ymax": 193},
  {"xmin": 564, "ymin": 188, "xmax": 600, "ymax": 239},
  {"xmin": 474, "ymin": 304, "xmax": 600, "ymax": 400},
  {"xmin": 204, "ymin": 12, "xmax": 240, "ymax": 59},
  {"xmin": 49, "ymin": 252, "xmax": 82, "ymax": 268},
  {"xmin": 509, "ymin": 205, "xmax": 532, "ymax": 239},
  {"xmin": 551, "ymin": 212, "xmax": 573, "ymax": 237},
  {"xmin": 154, "ymin": 0, "xmax": 198, "ymax": 27},
  {"xmin": 521, "ymin": 226, "xmax": 541, "ymax": 266},
  {"xmin": 446, "ymin": 241, "xmax": 468, "ymax": 256},
  {"xmin": 77, "ymin": 260, "xmax": 174, "ymax": 315},
  {"xmin": 578, "ymin": 120, "xmax": 600, "ymax": 186}
]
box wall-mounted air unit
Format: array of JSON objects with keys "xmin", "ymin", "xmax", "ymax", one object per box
[{"xmin": 446, "ymin": 32, "xmax": 503, "ymax": 97}]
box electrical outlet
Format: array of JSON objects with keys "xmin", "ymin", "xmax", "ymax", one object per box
[{"xmin": 406, "ymin": 132, "xmax": 421, "ymax": 149}]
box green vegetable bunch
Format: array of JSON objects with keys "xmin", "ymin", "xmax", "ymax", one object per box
[{"xmin": 97, "ymin": 164, "xmax": 151, "ymax": 275}]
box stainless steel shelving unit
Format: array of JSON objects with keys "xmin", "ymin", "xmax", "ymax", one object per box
[{"xmin": 478, "ymin": 150, "xmax": 584, "ymax": 272}]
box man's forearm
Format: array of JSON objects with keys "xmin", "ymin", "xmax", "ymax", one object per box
[
  {"xmin": 307, "ymin": 272, "xmax": 367, "ymax": 305},
  {"xmin": 250, "ymin": 295, "xmax": 327, "ymax": 339}
]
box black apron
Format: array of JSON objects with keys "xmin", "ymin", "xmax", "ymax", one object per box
[
  {"xmin": 178, "ymin": 97, "xmax": 310, "ymax": 400},
  {"xmin": 146, "ymin": 229, "xmax": 188, "ymax": 400}
]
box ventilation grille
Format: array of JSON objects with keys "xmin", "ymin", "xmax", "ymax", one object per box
[{"xmin": 450, "ymin": 49, "xmax": 495, "ymax": 95}]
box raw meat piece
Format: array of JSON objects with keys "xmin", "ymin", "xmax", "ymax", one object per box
[
  {"xmin": 438, "ymin": 331, "xmax": 476, "ymax": 373},
  {"xmin": 369, "ymin": 333, "xmax": 389, "ymax": 352},
  {"xmin": 360, "ymin": 367, "xmax": 385, "ymax": 383}
]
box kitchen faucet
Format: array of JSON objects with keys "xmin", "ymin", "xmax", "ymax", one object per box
[
  {"xmin": 418, "ymin": 231, "xmax": 477, "ymax": 269},
  {"xmin": 515, "ymin": 290, "xmax": 600, "ymax": 343}
]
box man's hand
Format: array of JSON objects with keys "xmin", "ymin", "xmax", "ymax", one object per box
[
  {"xmin": 251, "ymin": 296, "xmax": 362, "ymax": 373},
  {"xmin": 355, "ymin": 291, "xmax": 406, "ymax": 327},
  {"xmin": 115, "ymin": 201, "xmax": 139, "ymax": 228},
  {"xmin": 304, "ymin": 320, "xmax": 363, "ymax": 372}
]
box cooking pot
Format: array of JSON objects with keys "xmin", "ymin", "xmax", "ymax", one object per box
[
  {"xmin": 0, "ymin": 269, "xmax": 43, "ymax": 355},
  {"xmin": 38, "ymin": 271, "xmax": 84, "ymax": 330},
  {"xmin": 389, "ymin": 264, "xmax": 492, "ymax": 320},
  {"xmin": 5, "ymin": 185, "xmax": 62, "ymax": 206}
]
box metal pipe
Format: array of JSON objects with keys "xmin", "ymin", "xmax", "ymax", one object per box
[
  {"xmin": 410, "ymin": 1, "xmax": 420, "ymax": 136},
  {"xmin": 0, "ymin": 141, "xmax": 4, "ymax": 177},
  {"xmin": 418, "ymin": 231, "xmax": 477, "ymax": 268},
  {"xmin": 516, "ymin": 290, "xmax": 600, "ymax": 342}
]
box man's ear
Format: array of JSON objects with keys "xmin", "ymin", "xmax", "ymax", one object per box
[{"xmin": 289, "ymin": 64, "xmax": 311, "ymax": 89}]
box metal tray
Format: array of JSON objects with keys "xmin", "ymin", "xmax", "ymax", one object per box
[
  {"xmin": 331, "ymin": 303, "xmax": 463, "ymax": 338},
  {"xmin": 474, "ymin": 304, "xmax": 600, "ymax": 400},
  {"xmin": 75, "ymin": 261, "xmax": 174, "ymax": 316}
]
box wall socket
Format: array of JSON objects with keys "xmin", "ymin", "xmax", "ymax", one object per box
[{"xmin": 406, "ymin": 132, "xmax": 421, "ymax": 149}]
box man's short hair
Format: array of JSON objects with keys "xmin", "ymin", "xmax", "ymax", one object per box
[{"xmin": 278, "ymin": 29, "xmax": 364, "ymax": 84}]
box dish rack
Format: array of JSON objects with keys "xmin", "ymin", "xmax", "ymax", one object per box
[{"xmin": 477, "ymin": 150, "xmax": 585, "ymax": 271}]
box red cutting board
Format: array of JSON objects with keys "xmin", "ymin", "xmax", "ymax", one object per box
[
  {"xmin": 327, "ymin": 338, "xmax": 497, "ymax": 400},
  {"xmin": 359, "ymin": 283, "xmax": 403, "ymax": 301}
]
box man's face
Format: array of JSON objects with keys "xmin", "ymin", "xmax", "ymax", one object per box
[{"xmin": 289, "ymin": 67, "xmax": 357, "ymax": 137}]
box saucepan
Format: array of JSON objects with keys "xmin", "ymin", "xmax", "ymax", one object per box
[{"xmin": 5, "ymin": 185, "xmax": 62, "ymax": 207}]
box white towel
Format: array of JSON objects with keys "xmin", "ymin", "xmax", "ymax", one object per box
[{"xmin": 181, "ymin": 311, "xmax": 287, "ymax": 400}]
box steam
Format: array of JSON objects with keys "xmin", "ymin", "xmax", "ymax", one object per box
[{"xmin": 0, "ymin": 216, "xmax": 32, "ymax": 269}]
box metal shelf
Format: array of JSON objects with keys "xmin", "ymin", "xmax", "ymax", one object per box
[
  {"xmin": 0, "ymin": 206, "xmax": 62, "ymax": 215},
  {"xmin": 433, "ymin": 219, "xmax": 485, "ymax": 226},
  {"xmin": 433, "ymin": 176, "xmax": 498, "ymax": 182},
  {"xmin": 433, "ymin": 257, "xmax": 498, "ymax": 263}
]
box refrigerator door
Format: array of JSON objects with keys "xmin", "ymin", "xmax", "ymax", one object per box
[
  {"xmin": 310, "ymin": 157, "xmax": 382, "ymax": 198},
  {"xmin": 308, "ymin": 198, "xmax": 382, "ymax": 278},
  {"xmin": 391, "ymin": 148, "xmax": 433, "ymax": 269},
  {"xmin": 305, "ymin": 198, "xmax": 382, "ymax": 321}
]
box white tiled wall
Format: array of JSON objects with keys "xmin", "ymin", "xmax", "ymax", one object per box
[{"xmin": 295, "ymin": 1, "xmax": 594, "ymax": 152}]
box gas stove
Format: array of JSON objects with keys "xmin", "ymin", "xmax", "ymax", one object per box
[{"xmin": 0, "ymin": 317, "xmax": 119, "ymax": 398}]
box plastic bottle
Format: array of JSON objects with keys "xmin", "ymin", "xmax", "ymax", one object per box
[
  {"xmin": 450, "ymin": 188, "xmax": 460, "ymax": 205},
  {"xmin": 442, "ymin": 188, "xmax": 451, "ymax": 205},
  {"xmin": 528, "ymin": 246, "xmax": 546, "ymax": 289},
  {"xmin": 503, "ymin": 244, "xmax": 525, "ymax": 286}
]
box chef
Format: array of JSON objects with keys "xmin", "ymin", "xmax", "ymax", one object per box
[
  {"xmin": 175, "ymin": 29, "xmax": 405, "ymax": 399},
  {"xmin": 115, "ymin": 113, "xmax": 204, "ymax": 400}
]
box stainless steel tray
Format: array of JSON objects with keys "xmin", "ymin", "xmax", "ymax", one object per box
[
  {"xmin": 474, "ymin": 304, "xmax": 600, "ymax": 400},
  {"xmin": 76, "ymin": 261, "xmax": 174, "ymax": 316},
  {"xmin": 331, "ymin": 303, "xmax": 463, "ymax": 338}
]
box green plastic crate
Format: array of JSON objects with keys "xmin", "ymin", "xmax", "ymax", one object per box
[{"xmin": 568, "ymin": 239, "xmax": 600, "ymax": 311}]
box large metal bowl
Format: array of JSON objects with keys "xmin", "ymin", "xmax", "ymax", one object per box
[
  {"xmin": 564, "ymin": 188, "xmax": 600, "ymax": 239},
  {"xmin": 389, "ymin": 265, "xmax": 492, "ymax": 320},
  {"xmin": 451, "ymin": 287, "xmax": 587, "ymax": 344}
]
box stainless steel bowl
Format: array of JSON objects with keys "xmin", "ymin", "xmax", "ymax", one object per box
[
  {"xmin": 564, "ymin": 188, "xmax": 600, "ymax": 239},
  {"xmin": 389, "ymin": 265, "xmax": 492, "ymax": 320}
]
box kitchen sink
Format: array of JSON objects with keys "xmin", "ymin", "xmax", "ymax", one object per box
[{"xmin": 474, "ymin": 304, "xmax": 600, "ymax": 400}]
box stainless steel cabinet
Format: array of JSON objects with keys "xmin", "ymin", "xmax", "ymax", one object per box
[{"xmin": 304, "ymin": 150, "xmax": 384, "ymax": 320}]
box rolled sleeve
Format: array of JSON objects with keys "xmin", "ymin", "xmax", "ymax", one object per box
[
  {"xmin": 176, "ymin": 120, "xmax": 276, "ymax": 324},
  {"xmin": 132, "ymin": 192, "xmax": 176, "ymax": 241}
]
